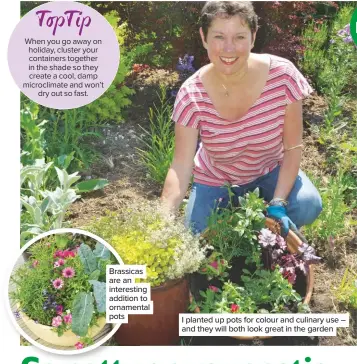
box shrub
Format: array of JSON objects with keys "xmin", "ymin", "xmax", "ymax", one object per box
[{"xmin": 88, "ymin": 199, "xmax": 206, "ymax": 288}]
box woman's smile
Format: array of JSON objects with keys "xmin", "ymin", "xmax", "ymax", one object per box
[{"xmin": 220, "ymin": 56, "xmax": 239, "ymax": 65}]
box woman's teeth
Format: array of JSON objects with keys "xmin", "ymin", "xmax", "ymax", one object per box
[{"xmin": 220, "ymin": 57, "xmax": 238, "ymax": 64}]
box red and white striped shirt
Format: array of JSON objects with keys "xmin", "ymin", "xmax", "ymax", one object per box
[{"xmin": 172, "ymin": 54, "xmax": 313, "ymax": 186}]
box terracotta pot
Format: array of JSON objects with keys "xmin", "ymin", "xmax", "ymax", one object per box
[
  {"xmin": 20, "ymin": 311, "xmax": 107, "ymax": 346},
  {"xmin": 115, "ymin": 277, "xmax": 189, "ymax": 345},
  {"xmin": 191, "ymin": 218, "xmax": 315, "ymax": 340}
]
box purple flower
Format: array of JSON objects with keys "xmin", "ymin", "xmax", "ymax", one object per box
[
  {"xmin": 176, "ymin": 54, "xmax": 196, "ymax": 81},
  {"xmin": 343, "ymin": 36, "xmax": 353, "ymax": 43},
  {"xmin": 14, "ymin": 310, "xmax": 21, "ymax": 319},
  {"xmin": 170, "ymin": 89, "xmax": 178, "ymax": 98},
  {"xmin": 258, "ymin": 228, "xmax": 277, "ymax": 247}
]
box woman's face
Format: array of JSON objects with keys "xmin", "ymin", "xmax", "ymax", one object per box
[{"xmin": 200, "ymin": 15, "xmax": 256, "ymax": 76}]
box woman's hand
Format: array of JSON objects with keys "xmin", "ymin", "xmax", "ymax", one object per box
[{"xmin": 266, "ymin": 205, "xmax": 297, "ymax": 237}]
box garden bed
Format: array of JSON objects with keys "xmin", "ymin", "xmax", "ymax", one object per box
[{"xmin": 67, "ymin": 69, "xmax": 357, "ymax": 346}]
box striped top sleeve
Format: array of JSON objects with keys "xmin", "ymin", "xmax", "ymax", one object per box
[
  {"xmin": 171, "ymin": 86, "xmax": 200, "ymax": 129},
  {"xmin": 285, "ymin": 62, "xmax": 314, "ymax": 104}
]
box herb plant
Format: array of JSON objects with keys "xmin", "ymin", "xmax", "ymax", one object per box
[
  {"xmin": 89, "ymin": 199, "xmax": 206, "ymax": 287},
  {"xmin": 205, "ymin": 187, "xmax": 266, "ymax": 265},
  {"xmin": 190, "ymin": 189, "xmax": 320, "ymax": 315}
]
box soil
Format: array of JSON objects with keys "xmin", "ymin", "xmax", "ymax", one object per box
[{"xmin": 68, "ymin": 69, "xmax": 357, "ymax": 346}]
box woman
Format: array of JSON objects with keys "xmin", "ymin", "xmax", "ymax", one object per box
[{"xmin": 161, "ymin": 1, "xmax": 322, "ymax": 236}]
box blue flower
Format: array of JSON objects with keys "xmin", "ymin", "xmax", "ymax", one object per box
[{"xmin": 14, "ymin": 310, "xmax": 21, "ymax": 319}]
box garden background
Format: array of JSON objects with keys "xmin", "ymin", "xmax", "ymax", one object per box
[{"xmin": 20, "ymin": 1, "xmax": 356, "ymax": 346}]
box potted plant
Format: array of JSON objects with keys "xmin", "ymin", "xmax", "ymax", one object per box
[
  {"xmin": 189, "ymin": 188, "xmax": 321, "ymax": 339},
  {"xmin": 89, "ymin": 199, "xmax": 207, "ymax": 345},
  {"xmin": 11, "ymin": 234, "xmax": 114, "ymax": 349}
]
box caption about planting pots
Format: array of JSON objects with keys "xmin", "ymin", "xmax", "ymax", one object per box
[
  {"xmin": 106, "ymin": 265, "xmax": 153, "ymax": 323},
  {"xmin": 179, "ymin": 314, "xmax": 349, "ymax": 336},
  {"xmin": 8, "ymin": 1, "xmax": 119, "ymax": 109}
]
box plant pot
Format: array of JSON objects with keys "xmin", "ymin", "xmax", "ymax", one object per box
[
  {"xmin": 114, "ymin": 277, "xmax": 189, "ymax": 345},
  {"xmin": 20, "ymin": 311, "xmax": 107, "ymax": 346},
  {"xmin": 191, "ymin": 218, "xmax": 315, "ymax": 341}
]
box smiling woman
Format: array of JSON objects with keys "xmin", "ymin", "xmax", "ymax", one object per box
[{"xmin": 161, "ymin": 1, "xmax": 322, "ymax": 238}]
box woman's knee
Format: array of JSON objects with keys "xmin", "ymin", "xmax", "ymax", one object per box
[{"xmin": 290, "ymin": 192, "xmax": 323, "ymax": 227}]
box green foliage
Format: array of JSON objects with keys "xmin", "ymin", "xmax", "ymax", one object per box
[
  {"xmin": 43, "ymin": 108, "xmax": 102, "ymax": 172},
  {"xmin": 20, "ymin": 101, "xmax": 47, "ymax": 165},
  {"xmin": 78, "ymin": 244, "xmax": 98, "ymax": 274},
  {"xmin": 300, "ymin": 6, "xmax": 357, "ymax": 95},
  {"xmin": 87, "ymin": 200, "xmax": 206, "ymax": 287},
  {"xmin": 20, "ymin": 159, "xmax": 108, "ymax": 246},
  {"xmin": 11, "ymin": 238, "xmax": 113, "ymax": 340},
  {"xmin": 198, "ymin": 252, "xmax": 230, "ymax": 282},
  {"xmin": 303, "ymin": 172, "xmax": 350, "ymax": 248},
  {"xmin": 136, "ymin": 85, "xmax": 175, "ymax": 184},
  {"xmin": 75, "ymin": 179, "xmax": 109, "ymax": 193},
  {"xmin": 71, "ymin": 293, "xmax": 94, "ymax": 337},
  {"xmin": 334, "ymin": 268, "xmax": 357, "ymax": 309},
  {"xmin": 77, "ymin": 10, "xmax": 135, "ymax": 125},
  {"xmin": 241, "ymin": 268, "xmax": 302, "ymax": 312},
  {"xmin": 205, "ymin": 187, "xmax": 266, "ymax": 265},
  {"xmin": 77, "ymin": 61, "xmax": 135, "ymax": 125},
  {"xmin": 190, "ymin": 266, "xmax": 302, "ymax": 314},
  {"xmin": 89, "ymin": 280, "xmax": 106, "ymax": 313}
]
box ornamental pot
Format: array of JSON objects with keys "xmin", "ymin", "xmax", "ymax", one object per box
[
  {"xmin": 20, "ymin": 310, "xmax": 107, "ymax": 347},
  {"xmin": 191, "ymin": 217, "xmax": 315, "ymax": 341},
  {"xmin": 114, "ymin": 277, "xmax": 189, "ymax": 345}
]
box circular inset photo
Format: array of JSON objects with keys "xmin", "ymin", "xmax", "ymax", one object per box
[{"xmin": 8, "ymin": 228, "xmax": 121, "ymax": 354}]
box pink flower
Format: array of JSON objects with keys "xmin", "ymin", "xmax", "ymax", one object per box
[
  {"xmin": 52, "ymin": 278, "xmax": 64, "ymax": 289},
  {"xmin": 54, "ymin": 250, "xmax": 64, "ymax": 258},
  {"xmin": 62, "ymin": 267, "xmax": 75, "ymax": 278},
  {"xmin": 57, "ymin": 258, "xmax": 65, "ymax": 266},
  {"xmin": 75, "ymin": 342, "xmax": 84, "ymax": 350},
  {"xmin": 64, "ymin": 313, "xmax": 72, "ymax": 324},
  {"xmin": 54, "ymin": 261, "xmax": 60, "ymax": 268},
  {"xmin": 230, "ymin": 304, "xmax": 240, "ymax": 313},
  {"xmin": 32, "ymin": 260, "xmax": 39, "ymax": 268},
  {"xmin": 208, "ymin": 285, "xmax": 218, "ymax": 292},
  {"xmin": 63, "ymin": 250, "xmax": 75, "ymax": 258},
  {"xmin": 210, "ymin": 261, "xmax": 219, "ymax": 270},
  {"xmin": 52, "ymin": 316, "xmax": 62, "ymax": 327},
  {"xmin": 56, "ymin": 305, "xmax": 63, "ymax": 315}
]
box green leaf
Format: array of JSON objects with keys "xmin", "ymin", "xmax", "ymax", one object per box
[
  {"xmin": 55, "ymin": 235, "xmax": 70, "ymax": 249},
  {"xmin": 89, "ymin": 280, "xmax": 106, "ymax": 313},
  {"xmin": 71, "ymin": 292, "xmax": 94, "ymax": 337},
  {"xmin": 93, "ymin": 242, "xmax": 110, "ymax": 260},
  {"xmin": 78, "ymin": 243, "xmax": 97, "ymax": 274},
  {"xmin": 75, "ymin": 179, "xmax": 109, "ymax": 193},
  {"xmin": 89, "ymin": 270, "xmax": 101, "ymax": 280}
]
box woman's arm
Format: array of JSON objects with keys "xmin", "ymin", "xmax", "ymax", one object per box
[
  {"xmin": 161, "ymin": 123, "xmax": 199, "ymax": 213},
  {"xmin": 273, "ymin": 99, "xmax": 303, "ymax": 200}
]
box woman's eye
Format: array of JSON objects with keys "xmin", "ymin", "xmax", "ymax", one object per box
[
  {"xmin": 215, "ymin": 36, "xmax": 223, "ymax": 39},
  {"xmin": 237, "ymin": 36, "xmax": 245, "ymax": 40}
]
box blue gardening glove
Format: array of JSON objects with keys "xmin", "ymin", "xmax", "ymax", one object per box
[{"xmin": 266, "ymin": 205, "xmax": 297, "ymax": 237}]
